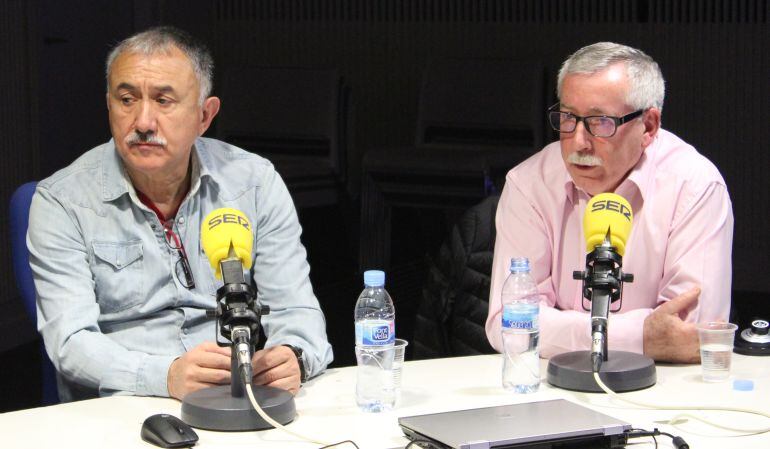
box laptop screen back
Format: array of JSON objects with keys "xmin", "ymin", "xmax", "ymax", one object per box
[{"xmin": 398, "ymin": 399, "xmax": 630, "ymax": 449}]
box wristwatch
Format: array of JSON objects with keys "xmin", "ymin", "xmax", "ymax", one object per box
[{"xmin": 284, "ymin": 344, "xmax": 308, "ymax": 383}]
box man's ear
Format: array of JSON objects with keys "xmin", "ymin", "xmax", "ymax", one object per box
[
  {"xmin": 198, "ymin": 96, "xmax": 221, "ymax": 136},
  {"xmin": 641, "ymin": 107, "xmax": 661, "ymax": 148},
  {"xmin": 106, "ymin": 93, "xmax": 111, "ymax": 111}
]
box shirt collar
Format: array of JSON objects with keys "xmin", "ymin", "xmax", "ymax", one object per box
[
  {"xmin": 562, "ymin": 161, "xmax": 580, "ymax": 205},
  {"xmin": 101, "ymin": 139, "xmax": 131, "ymax": 202},
  {"xmin": 192, "ymin": 137, "xmax": 225, "ymax": 194}
]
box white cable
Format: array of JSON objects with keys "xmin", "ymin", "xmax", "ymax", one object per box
[
  {"xmin": 245, "ymin": 382, "xmax": 330, "ymax": 446},
  {"xmin": 592, "ymin": 372, "xmax": 770, "ymax": 435}
]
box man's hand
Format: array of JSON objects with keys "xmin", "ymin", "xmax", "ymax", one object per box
[
  {"xmin": 251, "ymin": 345, "xmax": 301, "ymax": 395},
  {"xmin": 167, "ymin": 341, "xmax": 232, "ymax": 400},
  {"xmin": 643, "ymin": 287, "xmax": 701, "ymax": 363}
]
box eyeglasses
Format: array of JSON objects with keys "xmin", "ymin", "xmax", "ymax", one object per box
[
  {"xmin": 164, "ymin": 225, "xmax": 196, "ymax": 289},
  {"xmin": 547, "ymin": 103, "xmax": 644, "ymax": 138}
]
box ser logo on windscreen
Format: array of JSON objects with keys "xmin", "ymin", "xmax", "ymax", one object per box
[
  {"xmin": 590, "ymin": 199, "xmax": 631, "ymax": 221},
  {"xmin": 207, "ymin": 213, "xmax": 251, "ymax": 231}
]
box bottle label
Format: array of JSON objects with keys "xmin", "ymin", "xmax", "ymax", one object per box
[
  {"xmin": 502, "ymin": 303, "xmax": 539, "ymax": 330},
  {"xmin": 355, "ymin": 320, "xmax": 395, "ymax": 346}
]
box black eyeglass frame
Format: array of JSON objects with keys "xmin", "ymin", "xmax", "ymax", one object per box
[
  {"xmin": 163, "ymin": 225, "xmax": 196, "ymax": 289},
  {"xmin": 547, "ymin": 103, "xmax": 645, "ymax": 138}
]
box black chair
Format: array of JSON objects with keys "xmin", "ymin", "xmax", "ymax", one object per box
[
  {"xmin": 217, "ymin": 66, "xmax": 352, "ymax": 208},
  {"xmin": 360, "ymin": 58, "xmax": 545, "ymax": 270},
  {"xmin": 416, "ymin": 58, "xmax": 545, "ymax": 151}
]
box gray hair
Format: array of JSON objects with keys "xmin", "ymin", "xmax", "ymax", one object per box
[
  {"xmin": 557, "ymin": 42, "xmax": 665, "ymax": 112},
  {"xmin": 105, "ymin": 26, "xmax": 214, "ymax": 105}
]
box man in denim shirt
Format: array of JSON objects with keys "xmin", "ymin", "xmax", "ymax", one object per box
[{"xmin": 27, "ymin": 26, "xmax": 333, "ymax": 401}]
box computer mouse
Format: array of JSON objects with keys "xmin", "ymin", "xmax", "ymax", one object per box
[{"xmin": 140, "ymin": 413, "xmax": 199, "ymax": 448}]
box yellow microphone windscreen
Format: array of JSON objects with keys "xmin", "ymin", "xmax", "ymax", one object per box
[
  {"xmin": 201, "ymin": 208, "xmax": 254, "ymax": 279},
  {"xmin": 584, "ymin": 193, "xmax": 633, "ymax": 256}
]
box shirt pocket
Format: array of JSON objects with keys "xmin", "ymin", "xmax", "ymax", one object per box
[{"xmin": 91, "ymin": 240, "xmax": 144, "ymax": 313}]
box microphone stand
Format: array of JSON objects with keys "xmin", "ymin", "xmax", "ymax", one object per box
[
  {"xmin": 581, "ymin": 232, "xmax": 631, "ymax": 372},
  {"xmin": 181, "ymin": 253, "xmax": 296, "ymax": 431},
  {"xmin": 217, "ymin": 257, "xmax": 265, "ymax": 399},
  {"xmin": 547, "ymin": 230, "xmax": 656, "ymax": 393}
]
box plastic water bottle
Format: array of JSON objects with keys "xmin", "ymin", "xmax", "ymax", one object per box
[
  {"xmin": 354, "ymin": 270, "xmax": 396, "ymax": 412},
  {"xmin": 501, "ymin": 257, "xmax": 540, "ymax": 393}
]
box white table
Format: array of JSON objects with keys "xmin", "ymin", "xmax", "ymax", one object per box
[{"xmin": 1, "ymin": 354, "xmax": 768, "ymax": 449}]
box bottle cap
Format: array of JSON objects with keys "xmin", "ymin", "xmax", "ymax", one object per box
[
  {"xmin": 509, "ymin": 257, "xmax": 530, "ymax": 273},
  {"xmin": 733, "ymin": 379, "xmax": 754, "ymax": 391},
  {"xmin": 363, "ymin": 270, "xmax": 385, "ymax": 287}
]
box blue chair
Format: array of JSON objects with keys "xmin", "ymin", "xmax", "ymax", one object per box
[{"xmin": 10, "ymin": 181, "xmax": 60, "ymax": 405}]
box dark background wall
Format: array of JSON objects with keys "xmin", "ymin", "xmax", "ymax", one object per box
[{"xmin": 1, "ymin": 0, "xmax": 768, "ymax": 411}]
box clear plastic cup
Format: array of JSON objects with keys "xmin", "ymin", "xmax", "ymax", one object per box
[
  {"xmin": 392, "ymin": 339, "xmax": 409, "ymax": 393},
  {"xmin": 355, "ymin": 338, "xmax": 408, "ymax": 411},
  {"xmin": 696, "ymin": 322, "xmax": 738, "ymax": 382}
]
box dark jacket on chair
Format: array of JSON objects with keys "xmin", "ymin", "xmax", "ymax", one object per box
[{"xmin": 414, "ymin": 195, "xmax": 500, "ymax": 358}]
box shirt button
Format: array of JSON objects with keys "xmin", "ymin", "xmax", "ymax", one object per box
[
  {"xmin": 178, "ymin": 217, "xmax": 185, "ymax": 224},
  {"xmin": 182, "ymin": 328, "xmax": 188, "ymax": 335}
]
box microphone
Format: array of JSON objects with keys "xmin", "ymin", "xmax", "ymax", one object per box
[
  {"xmin": 547, "ymin": 194, "xmax": 654, "ymax": 393},
  {"xmin": 182, "ymin": 208, "xmax": 295, "ymax": 431},
  {"xmin": 574, "ymin": 193, "xmax": 634, "ymax": 373},
  {"xmin": 201, "ymin": 208, "xmax": 265, "ymax": 389}
]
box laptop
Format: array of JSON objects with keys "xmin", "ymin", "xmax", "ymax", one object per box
[{"xmin": 398, "ymin": 399, "xmax": 631, "ymax": 449}]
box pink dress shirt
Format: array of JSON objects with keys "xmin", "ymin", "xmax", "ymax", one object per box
[{"xmin": 486, "ymin": 129, "xmax": 733, "ymax": 357}]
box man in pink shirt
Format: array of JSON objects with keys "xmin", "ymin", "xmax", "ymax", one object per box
[{"xmin": 486, "ymin": 42, "xmax": 733, "ymax": 364}]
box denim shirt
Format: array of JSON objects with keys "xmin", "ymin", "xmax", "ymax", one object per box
[{"xmin": 28, "ymin": 138, "xmax": 334, "ymax": 401}]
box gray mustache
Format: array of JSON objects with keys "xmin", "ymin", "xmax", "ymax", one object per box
[
  {"xmin": 125, "ymin": 133, "xmax": 167, "ymax": 146},
  {"xmin": 567, "ymin": 152, "xmax": 603, "ymax": 167}
]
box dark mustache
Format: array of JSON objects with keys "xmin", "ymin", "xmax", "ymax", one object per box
[{"xmin": 125, "ymin": 131, "xmax": 166, "ymax": 146}]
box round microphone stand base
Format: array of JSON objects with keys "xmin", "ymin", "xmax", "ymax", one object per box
[
  {"xmin": 547, "ymin": 350, "xmax": 656, "ymax": 393},
  {"xmin": 181, "ymin": 384, "xmax": 296, "ymax": 431}
]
